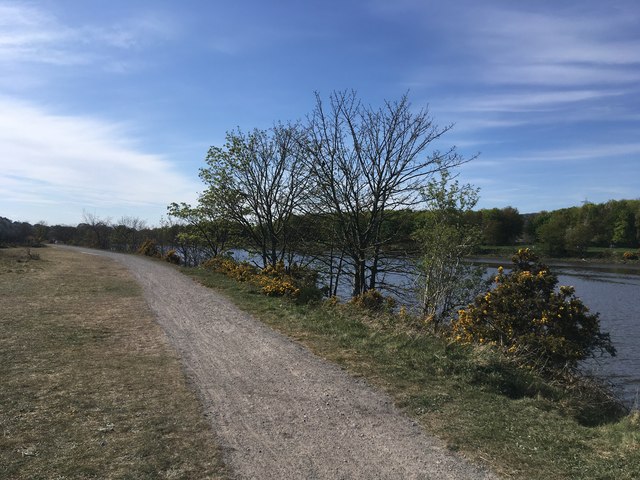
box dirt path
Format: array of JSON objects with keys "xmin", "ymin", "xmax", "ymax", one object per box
[{"xmin": 66, "ymin": 247, "xmax": 497, "ymax": 479}]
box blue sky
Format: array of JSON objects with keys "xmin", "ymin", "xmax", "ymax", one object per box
[{"xmin": 1, "ymin": 0, "xmax": 639, "ymax": 226}]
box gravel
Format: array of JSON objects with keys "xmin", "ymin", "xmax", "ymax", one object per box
[{"xmin": 71, "ymin": 247, "xmax": 498, "ymax": 480}]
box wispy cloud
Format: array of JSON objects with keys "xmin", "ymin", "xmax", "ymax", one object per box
[
  {"xmin": 465, "ymin": 6, "xmax": 640, "ymax": 86},
  {"xmin": 0, "ymin": 97, "xmax": 198, "ymax": 224},
  {"xmin": 506, "ymin": 143, "xmax": 640, "ymax": 163},
  {"xmin": 0, "ymin": 2, "xmax": 177, "ymax": 69},
  {"xmin": 451, "ymin": 89, "xmax": 628, "ymax": 113}
]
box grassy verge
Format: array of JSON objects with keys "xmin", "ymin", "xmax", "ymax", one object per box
[
  {"xmin": 0, "ymin": 247, "xmax": 228, "ymax": 479},
  {"xmin": 185, "ymin": 266, "xmax": 639, "ymax": 480}
]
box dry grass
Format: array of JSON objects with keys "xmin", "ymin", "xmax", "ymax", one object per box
[{"xmin": 0, "ymin": 247, "xmax": 227, "ymax": 479}]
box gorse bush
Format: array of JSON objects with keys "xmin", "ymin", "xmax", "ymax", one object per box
[
  {"xmin": 255, "ymin": 261, "xmax": 300, "ymax": 297},
  {"xmin": 451, "ymin": 248, "xmax": 616, "ymax": 371},
  {"xmin": 164, "ymin": 249, "xmax": 181, "ymax": 265},
  {"xmin": 202, "ymin": 256, "xmax": 257, "ymax": 282},
  {"xmin": 350, "ymin": 289, "xmax": 396, "ymax": 312},
  {"xmin": 137, "ymin": 239, "xmax": 160, "ymax": 258},
  {"xmin": 203, "ymin": 257, "xmax": 307, "ymax": 298}
]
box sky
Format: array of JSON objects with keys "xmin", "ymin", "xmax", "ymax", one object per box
[{"xmin": 1, "ymin": 0, "xmax": 639, "ymax": 226}]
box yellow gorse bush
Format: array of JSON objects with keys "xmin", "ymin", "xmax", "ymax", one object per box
[
  {"xmin": 203, "ymin": 257, "xmax": 300, "ymax": 298},
  {"xmin": 451, "ymin": 248, "xmax": 616, "ymax": 371}
]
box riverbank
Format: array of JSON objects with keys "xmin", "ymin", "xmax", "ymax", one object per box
[{"xmin": 186, "ymin": 264, "xmax": 640, "ymax": 480}]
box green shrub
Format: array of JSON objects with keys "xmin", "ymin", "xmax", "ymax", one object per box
[{"xmin": 451, "ymin": 248, "xmax": 616, "ymax": 371}]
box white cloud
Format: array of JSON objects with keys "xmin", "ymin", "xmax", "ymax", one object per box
[
  {"xmin": 453, "ymin": 89, "xmax": 628, "ymax": 113},
  {"xmin": 506, "ymin": 143, "xmax": 640, "ymax": 163},
  {"xmin": 465, "ymin": 6, "xmax": 640, "ymax": 87},
  {"xmin": 0, "ymin": 97, "xmax": 199, "ymax": 224},
  {"xmin": 0, "ymin": 2, "xmax": 178, "ymax": 68}
]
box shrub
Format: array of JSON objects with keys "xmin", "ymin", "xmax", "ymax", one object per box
[
  {"xmin": 202, "ymin": 256, "xmax": 257, "ymax": 281},
  {"xmin": 138, "ymin": 240, "xmax": 160, "ymax": 258},
  {"xmin": 350, "ymin": 289, "xmax": 396, "ymax": 312},
  {"xmin": 164, "ymin": 249, "xmax": 181, "ymax": 265},
  {"xmin": 623, "ymin": 251, "xmax": 639, "ymax": 261},
  {"xmin": 256, "ymin": 261, "xmax": 300, "ymax": 297},
  {"xmin": 451, "ymin": 248, "xmax": 616, "ymax": 371}
]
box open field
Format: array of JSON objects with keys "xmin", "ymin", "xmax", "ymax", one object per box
[
  {"xmin": 0, "ymin": 247, "xmax": 227, "ymax": 479},
  {"xmin": 186, "ymin": 266, "xmax": 640, "ymax": 480}
]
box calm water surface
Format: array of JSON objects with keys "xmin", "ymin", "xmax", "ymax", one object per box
[
  {"xmin": 554, "ymin": 266, "xmax": 639, "ymax": 407},
  {"xmin": 231, "ymin": 250, "xmax": 640, "ymax": 406}
]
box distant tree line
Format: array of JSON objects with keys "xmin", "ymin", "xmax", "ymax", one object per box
[
  {"xmin": 525, "ymin": 199, "xmax": 640, "ymax": 256},
  {"xmin": 3, "ymin": 198, "xmax": 639, "ymax": 259}
]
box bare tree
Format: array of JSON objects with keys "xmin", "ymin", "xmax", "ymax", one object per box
[
  {"xmin": 305, "ymin": 90, "xmax": 469, "ymax": 297},
  {"xmin": 111, "ymin": 216, "xmax": 147, "ymax": 252},
  {"xmin": 199, "ymin": 124, "xmax": 308, "ymax": 268},
  {"xmin": 81, "ymin": 211, "xmax": 112, "ymax": 249}
]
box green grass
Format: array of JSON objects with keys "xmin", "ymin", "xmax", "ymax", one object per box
[
  {"xmin": 0, "ymin": 247, "xmax": 228, "ymax": 479},
  {"xmin": 185, "ymin": 266, "xmax": 640, "ymax": 480}
]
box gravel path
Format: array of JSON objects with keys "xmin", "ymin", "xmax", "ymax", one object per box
[{"xmin": 72, "ymin": 247, "xmax": 498, "ymax": 480}]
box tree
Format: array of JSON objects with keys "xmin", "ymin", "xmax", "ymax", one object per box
[
  {"xmin": 81, "ymin": 211, "xmax": 112, "ymax": 249},
  {"xmin": 305, "ymin": 90, "xmax": 468, "ymax": 297},
  {"xmin": 167, "ymin": 201, "xmax": 233, "ymax": 263},
  {"xmin": 111, "ymin": 216, "xmax": 146, "ymax": 252},
  {"xmin": 480, "ymin": 207, "xmax": 523, "ymax": 245},
  {"xmin": 199, "ymin": 124, "xmax": 308, "ymax": 268},
  {"xmin": 413, "ymin": 171, "xmax": 485, "ymax": 325}
]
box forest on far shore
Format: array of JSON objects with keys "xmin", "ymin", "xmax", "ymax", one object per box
[{"xmin": 2, "ymin": 197, "xmax": 640, "ymax": 259}]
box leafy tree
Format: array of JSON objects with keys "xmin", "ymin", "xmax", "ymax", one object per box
[
  {"xmin": 167, "ymin": 202, "xmax": 233, "ymax": 260},
  {"xmin": 612, "ymin": 209, "xmax": 635, "ymax": 247},
  {"xmin": 452, "ymin": 249, "xmax": 615, "ymax": 371},
  {"xmin": 413, "ymin": 171, "xmax": 485, "ymax": 325},
  {"xmin": 480, "ymin": 207, "xmax": 523, "ymax": 245},
  {"xmin": 199, "ymin": 124, "xmax": 308, "ymax": 268},
  {"xmin": 536, "ymin": 212, "xmax": 569, "ymax": 256}
]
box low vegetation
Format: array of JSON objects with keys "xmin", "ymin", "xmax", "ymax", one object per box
[
  {"xmin": 185, "ymin": 263, "xmax": 639, "ymax": 480},
  {"xmin": 0, "ymin": 247, "xmax": 227, "ymax": 479},
  {"xmin": 452, "ymin": 249, "xmax": 616, "ymax": 371}
]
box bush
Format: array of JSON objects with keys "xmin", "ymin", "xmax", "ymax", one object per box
[
  {"xmin": 350, "ymin": 289, "xmax": 396, "ymax": 312},
  {"xmin": 164, "ymin": 249, "xmax": 181, "ymax": 265},
  {"xmin": 451, "ymin": 248, "xmax": 616, "ymax": 371},
  {"xmin": 622, "ymin": 251, "xmax": 639, "ymax": 261},
  {"xmin": 137, "ymin": 240, "xmax": 160, "ymax": 258},
  {"xmin": 256, "ymin": 261, "xmax": 300, "ymax": 297},
  {"xmin": 202, "ymin": 256, "xmax": 257, "ymax": 281},
  {"xmin": 202, "ymin": 257, "xmax": 313, "ymax": 298}
]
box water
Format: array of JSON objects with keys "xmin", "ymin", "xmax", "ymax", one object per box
[
  {"xmin": 229, "ymin": 249, "xmax": 640, "ymax": 406},
  {"xmin": 552, "ymin": 266, "xmax": 640, "ymax": 407},
  {"xmin": 476, "ymin": 260, "xmax": 640, "ymax": 407}
]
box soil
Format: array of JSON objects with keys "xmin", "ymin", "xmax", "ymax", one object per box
[{"xmin": 64, "ymin": 246, "xmax": 498, "ymax": 479}]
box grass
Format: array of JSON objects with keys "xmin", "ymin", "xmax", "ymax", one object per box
[
  {"xmin": 0, "ymin": 247, "xmax": 228, "ymax": 479},
  {"xmin": 185, "ymin": 266, "xmax": 640, "ymax": 480}
]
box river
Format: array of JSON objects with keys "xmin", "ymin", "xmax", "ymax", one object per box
[
  {"xmin": 230, "ymin": 250, "xmax": 640, "ymax": 407},
  {"xmin": 549, "ymin": 265, "xmax": 639, "ymax": 407}
]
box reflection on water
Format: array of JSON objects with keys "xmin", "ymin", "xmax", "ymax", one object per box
[{"xmin": 555, "ymin": 267, "xmax": 640, "ymax": 407}]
